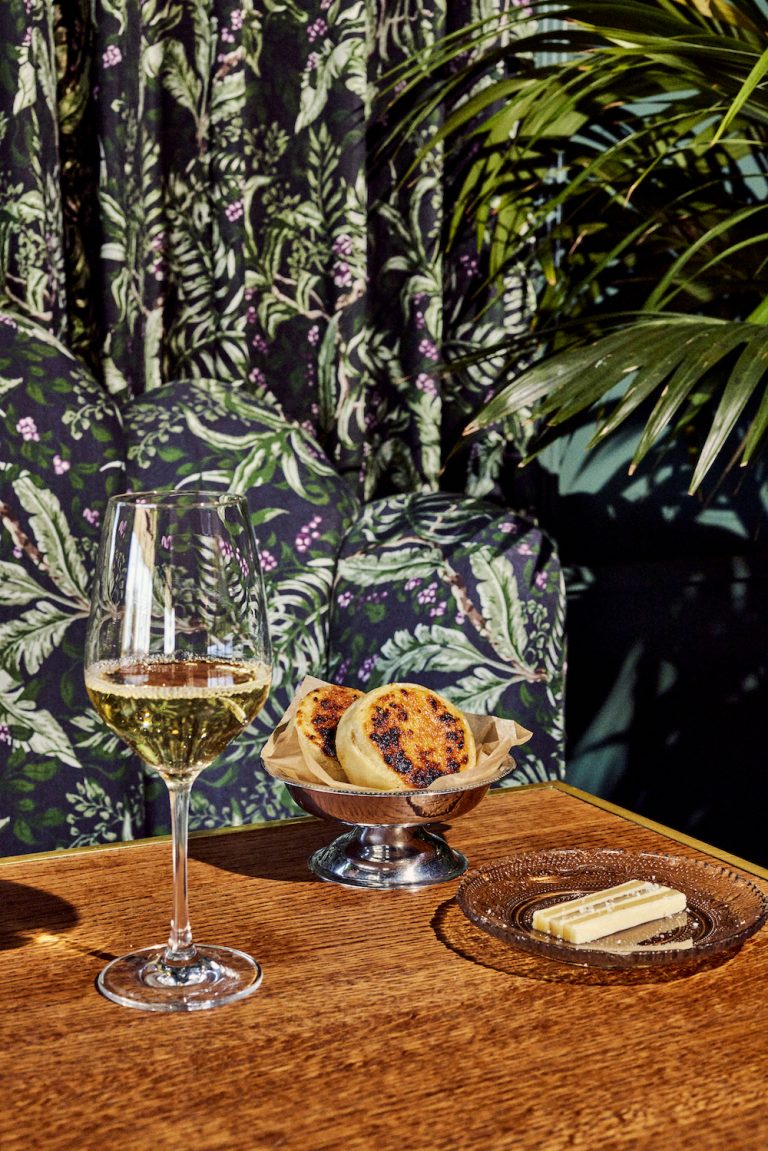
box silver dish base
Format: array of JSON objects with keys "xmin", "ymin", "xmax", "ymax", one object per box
[
  {"xmin": 285, "ymin": 763, "xmax": 515, "ymax": 890},
  {"xmin": 308, "ymin": 824, "xmax": 468, "ymax": 889}
]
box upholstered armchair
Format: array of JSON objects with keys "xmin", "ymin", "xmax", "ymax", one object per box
[{"xmin": 0, "ymin": 314, "xmax": 564, "ymax": 852}]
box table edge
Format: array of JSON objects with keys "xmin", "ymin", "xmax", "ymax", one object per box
[
  {"xmin": 2, "ymin": 781, "xmax": 766, "ymax": 883},
  {"xmin": 0, "ymin": 812, "xmax": 312, "ymax": 866},
  {"xmin": 549, "ymin": 781, "xmax": 768, "ymax": 881}
]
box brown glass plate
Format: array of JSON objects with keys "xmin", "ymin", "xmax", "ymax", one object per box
[{"xmin": 456, "ymin": 847, "xmax": 768, "ymax": 969}]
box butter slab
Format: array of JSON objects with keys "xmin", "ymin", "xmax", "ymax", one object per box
[{"xmin": 532, "ymin": 879, "xmax": 687, "ymax": 945}]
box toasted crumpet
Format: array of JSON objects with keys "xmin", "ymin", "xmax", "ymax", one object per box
[
  {"xmin": 336, "ymin": 682, "xmax": 476, "ymax": 791},
  {"xmin": 295, "ymin": 684, "xmax": 364, "ymax": 781}
]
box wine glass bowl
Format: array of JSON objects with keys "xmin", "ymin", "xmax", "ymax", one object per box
[{"xmin": 85, "ymin": 490, "xmax": 271, "ymax": 1011}]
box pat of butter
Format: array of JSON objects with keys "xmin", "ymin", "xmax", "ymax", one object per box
[{"xmin": 532, "ymin": 879, "xmax": 687, "ymax": 945}]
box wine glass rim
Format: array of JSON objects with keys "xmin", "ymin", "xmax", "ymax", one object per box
[{"xmin": 107, "ymin": 489, "xmax": 246, "ymax": 509}]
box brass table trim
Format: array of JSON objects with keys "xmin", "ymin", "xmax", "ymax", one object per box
[
  {"xmin": 2, "ymin": 778, "xmax": 765, "ymax": 883},
  {"xmin": 549, "ymin": 780, "xmax": 768, "ymax": 881}
]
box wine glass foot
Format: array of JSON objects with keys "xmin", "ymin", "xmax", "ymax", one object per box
[{"xmin": 97, "ymin": 943, "xmax": 262, "ymax": 1012}]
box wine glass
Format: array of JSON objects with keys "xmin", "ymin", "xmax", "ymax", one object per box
[{"xmin": 84, "ymin": 490, "xmax": 272, "ymax": 1011}]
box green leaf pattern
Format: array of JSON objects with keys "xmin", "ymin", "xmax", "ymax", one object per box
[{"xmin": 0, "ymin": 3, "xmax": 564, "ymax": 852}]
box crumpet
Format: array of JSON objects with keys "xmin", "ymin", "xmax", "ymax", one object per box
[
  {"xmin": 295, "ymin": 684, "xmax": 364, "ymax": 781},
  {"xmin": 335, "ymin": 682, "xmax": 476, "ymax": 791}
]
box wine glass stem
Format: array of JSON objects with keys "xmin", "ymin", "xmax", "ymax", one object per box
[{"xmin": 166, "ymin": 779, "xmax": 195, "ymax": 961}]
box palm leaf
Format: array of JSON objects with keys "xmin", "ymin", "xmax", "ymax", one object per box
[
  {"xmin": 381, "ymin": 0, "xmax": 768, "ymax": 486},
  {"xmin": 467, "ymin": 318, "xmax": 768, "ymax": 491},
  {"xmin": 691, "ymin": 336, "xmax": 768, "ymax": 487}
]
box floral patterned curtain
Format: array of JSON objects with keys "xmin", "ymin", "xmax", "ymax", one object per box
[{"xmin": 1, "ymin": 0, "xmax": 531, "ymax": 500}]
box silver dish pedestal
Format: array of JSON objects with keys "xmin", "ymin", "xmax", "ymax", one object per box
[{"xmin": 285, "ymin": 765, "xmax": 514, "ymax": 890}]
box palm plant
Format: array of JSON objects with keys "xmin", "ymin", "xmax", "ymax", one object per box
[{"xmin": 385, "ymin": 0, "xmax": 768, "ymax": 492}]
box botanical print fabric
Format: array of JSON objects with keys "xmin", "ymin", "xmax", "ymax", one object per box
[
  {"xmin": 124, "ymin": 378, "xmax": 363, "ymax": 834},
  {"xmin": 0, "ymin": 1, "xmax": 564, "ymax": 854},
  {"xmin": 0, "ymin": 315, "xmax": 134, "ymax": 849},
  {"xmin": 327, "ymin": 492, "xmax": 565, "ymax": 782},
  {"xmin": 1, "ymin": 0, "xmax": 534, "ymax": 496},
  {"xmin": 0, "ymin": 324, "xmax": 563, "ymax": 852}
]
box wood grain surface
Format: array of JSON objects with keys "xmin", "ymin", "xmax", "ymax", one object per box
[{"xmin": 1, "ymin": 783, "xmax": 767, "ymax": 1151}]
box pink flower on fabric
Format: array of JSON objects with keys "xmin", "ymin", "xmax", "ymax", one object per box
[
  {"xmin": 102, "ymin": 45, "xmax": 122, "ymax": 68},
  {"xmin": 418, "ymin": 582, "xmax": 438, "ymax": 605},
  {"xmin": 333, "ymin": 262, "xmax": 352, "ymax": 288},
  {"xmin": 53, "ymin": 455, "xmax": 70, "ymax": 474},
  {"xmin": 84, "ymin": 508, "xmax": 100, "ymax": 526},
  {"xmin": 295, "ymin": 515, "xmax": 322, "ymax": 553},
  {"xmin": 418, "ymin": 338, "xmax": 439, "ymax": 361},
  {"xmin": 307, "ymin": 18, "xmax": 327, "ymax": 41},
  {"xmin": 415, "ymin": 373, "xmax": 437, "ymax": 396},
  {"xmin": 0, "ymin": 724, "xmax": 11, "ymax": 745},
  {"xmin": 333, "ymin": 234, "xmax": 353, "ymax": 257},
  {"xmin": 225, "ymin": 199, "xmax": 244, "ymax": 221},
  {"xmin": 258, "ymin": 549, "xmax": 277, "ymax": 573},
  {"xmin": 16, "ymin": 417, "xmax": 39, "ymax": 442},
  {"xmin": 364, "ymin": 590, "xmax": 388, "ymax": 604}
]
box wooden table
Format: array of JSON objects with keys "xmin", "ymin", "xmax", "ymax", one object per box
[{"xmin": 1, "ymin": 782, "xmax": 767, "ymax": 1151}]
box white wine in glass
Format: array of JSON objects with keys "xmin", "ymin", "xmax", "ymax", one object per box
[{"xmin": 85, "ymin": 490, "xmax": 272, "ymax": 1011}]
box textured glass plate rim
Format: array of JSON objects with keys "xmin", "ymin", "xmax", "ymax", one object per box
[{"xmin": 456, "ymin": 848, "xmax": 768, "ymax": 969}]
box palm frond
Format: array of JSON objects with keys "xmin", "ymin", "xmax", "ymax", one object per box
[
  {"xmin": 465, "ymin": 318, "xmax": 768, "ymax": 492},
  {"xmin": 381, "ymin": 0, "xmax": 768, "ymax": 486}
]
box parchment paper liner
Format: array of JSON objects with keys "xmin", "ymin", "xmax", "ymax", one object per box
[{"xmin": 261, "ymin": 676, "xmax": 533, "ymax": 794}]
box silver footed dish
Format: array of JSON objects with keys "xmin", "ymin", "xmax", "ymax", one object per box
[{"xmin": 285, "ymin": 763, "xmax": 517, "ymax": 890}]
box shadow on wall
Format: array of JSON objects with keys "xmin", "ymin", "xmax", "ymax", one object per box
[{"xmin": 538, "ymin": 421, "xmax": 768, "ymax": 867}]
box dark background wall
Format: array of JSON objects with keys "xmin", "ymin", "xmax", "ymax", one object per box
[{"xmin": 538, "ymin": 419, "xmax": 768, "ymax": 867}]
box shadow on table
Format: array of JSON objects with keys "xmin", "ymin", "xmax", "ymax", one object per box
[
  {"xmin": 188, "ymin": 817, "xmax": 337, "ymax": 883},
  {"xmin": 0, "ymin": 880, "xmax": 79, "ymax": 952},
  {"xmin": 431, "ymin": 898, "xmax": 742, "ymax": 986}
]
